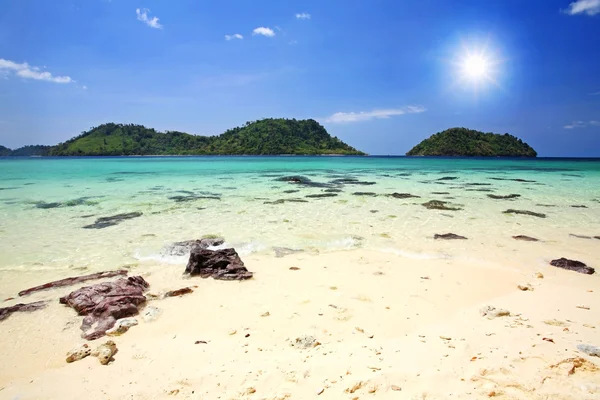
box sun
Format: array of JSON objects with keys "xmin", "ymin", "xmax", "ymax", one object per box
[
  {"xmin": 449, "ymin": 40, "xmax": 504, "ymax": 92},
  {"xmin": 461, "ymin": 54, "xmax": 489, "ymax": 81}
]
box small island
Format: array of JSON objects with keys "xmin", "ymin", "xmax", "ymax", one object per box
[
  {"xmin": 1, "ymin": 118, "xmax": 365, "ymax": 156},
  {"xmin": 406, "ymin": 127, "xmax": 537, "ymax": 157}
]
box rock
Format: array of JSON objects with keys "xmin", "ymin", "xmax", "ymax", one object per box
[
  {"xmin": 480, "ymin": 305, "xmax": 510, "ymax": 319},
  {"xmin": 264, "ymin": 198, "xmax": 309, "ymax": 205},
  {"xmin": 261, "ymin": 311, "xmax": 270, "ymax": 317},
  {"xmin": 517, "ymin": 283, "xmax": 533, "ymax": 291},
  {"xmin": 317, "ymin": 388, "xmax": 325, "ymax": 395},
  {"xmin": 305, "ymin": 193, "xmax": 338, "ymax": 198},
  {"xmin": 0, "ymin": 301, "xmax": 47, "ymax": 322},
  {"xmin": 535, "ymin": 272, "xmax": 544, "ymax": 279},
  {"xmin": 106, "ymin": 317, "xmax": 138, "ymax": 336},
  {"xmin": 275, "ymin": 176, "xmax": 330, "ymax": 188},
  {"xmin": 282, "ymin": 189, "xmax": 300, "ymax": 194},
  {"xmin": 595, "ymin": 236, "xmax": 600, "ymax": 240},
  {"xmin": 18, "ymin": 270, "xmax": 128, "ymax": 297},
  {"xmin": 387, "ymin": 192, "xmax": 420, "ymax": 199},
  {"xmin": 437, "ymin": 176, "xmax": 458, "ymax": 181},
  {"xmin": 142, "ymin": 306, "xmax": 161, "ymax": 322},
  {"xmin": 487, "ymin": 194, "xmax": 521, "ymax": 199},
  {"xmin": 570, "ymin": 234, "xmax": 592, "ymax": 239},
  {"xmin": 185, "ymin": 248, "xmax": 253, "ymax": 280},
  {"xmin": 352, "ymin": 192, "xmax": 377, "ymax": 196},
  {"xmin": 59, "ymin": 276, "xmax": 149, "ymax": 340},
  {"xmin": 571, "ymin": 205, "xmax": 588, "ymax": 208},
  {"xmin": 168, "ymin": 195, "xmax": 221, "ymax": 202},
  {"xmin": 550, "ymin": 258, "xmax": 595, "ymax": 275},
  {"xmin": 289, "ymin": 266, "xmax": 301, "ymax": 271},
  {"xmin": 324, "ymin": 188, "xmax": 343, "ymax": 193},
  {"xmin": 577, "ymin": 344, "xmax": 600, "ymax": 357},
  {"xmin": 391, "ymin": 385, "xmax": 402, "ymax": 391},
  {"xmin": 291, "ymin": 335, "xmax": 320, "ymax": 349},
  {"xmin": 330, "ymin": 178, "xmax": 376, "ymax": 186},
  {"xmin": 83, "ymin": 212, "xmax": 143, "ymax": 229},
  {"xmin": 513, "ymin": 235, "xmax": 539, "ymax": 242},
  {"xmin": 66, "ymin": 343, "xmax": 92, "ymax": 363},
  {"xmin": 164, "ymin": 287, "xmax": 194, "ymax": 297},
  {"xmin": 162, "ymin": 237, "xmax": 225, "ymax": 257},
  {"xmin": 228, "ymin": 329, "xmax": 237, "ymax": 335},
  {"xmin": 503, "ymin": 209, "xmax": 546, "ymax": 218},
  {"xmin": 273, "ymin": 247, "xmax": 304, "ymax": 258},
  {"xmin": 434, "ymin": 233, "xmax": 467, "ymax": 240},
  {"xmin": 92, "ymin": 340, "xmax": 118, "ymax": 365},
  {"xmin": 422, "ymin": 200, "xmax": 461, "ymax": 211}
]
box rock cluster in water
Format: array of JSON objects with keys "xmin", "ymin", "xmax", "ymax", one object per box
[{"xmin": 83, "ymin": 212, "xmax": 143, "ymax": 229}]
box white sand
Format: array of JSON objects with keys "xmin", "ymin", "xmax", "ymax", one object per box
[{"xmin": 0, "ymin": 250, "xmax": 599, "ymax": 399}]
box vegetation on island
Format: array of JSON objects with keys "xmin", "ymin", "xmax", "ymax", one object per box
[
  {"xmin": 1, "ymin": 119, "xmax": 364, "ymax": 156},
  {"xmin": 406, "ymin": 127, "xmax": 537, "ymax": 157}
]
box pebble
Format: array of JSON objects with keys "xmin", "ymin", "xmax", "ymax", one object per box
[
  {"xmin": 535, "ymin": 272, "xmax": 544, "ymax": 279},
  {"xmin": 517, "ymin": 283, "xmax": 533, "ymax": 291},
  {"xmin": 106, "ymin": 317, "xmax": 138, "ymax": 336},
  {"xmin": 261, "ymin": 311, "xmax": 271, "ymax": 317},
  {"xmin": 391, "ymin": 385, "xmax": 402, "ymax": 391},
  {"xmin": 66, "ymin": 343, "xmax": 91, "ymax": 363},
  {"xmin": 317, "ymin": 388, "xmax": 324, "ymax": 395},
  {"xmin": 92, "ymin": 340, "xmax": 118, "ymax": 365},
  {"xmin": 142, "ymin": 306, "xmax": 161, "ymax": 322},
  {"xmin": 228, "ymin": 329, "xmax": 237, "ymax": 335}
]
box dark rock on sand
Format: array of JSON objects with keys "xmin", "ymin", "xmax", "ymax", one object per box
[
  {"xmin": 595, "ymin": 236, "xmax": 600, "ymax": 240},
  {"xmin": 434, "ymin": 233, "xmax": 467, "ymax": 240},
  {"xmin": 185, "ymin": 248, "xmax": 253, "ymax": 280},
  {"xmin": 370, "ymin": 210, "xmax": 379, "ymax": 213},
  {"xmin": 388, "ymin": 192, "xmax": 420, "ymax": 199},
  {"xmin": 550, "ymin": 258, "xmax": 595, "ymax": 275},
  {"xmin": 305, "ymin": 193, "xmax": 338, "ymax": 198},
  {"xmin": 273, "ymin": 247, "xmax": 305, "ymax": 258},
  {"xmin": 353, "ymin": 192, "xmax": 377, "ymax": 196},
  {"xmin": 83, "ymin": 212, "xmax": 143, "ymax": 229},
  {"xmin": 513, "ymin": 235, "xmax": 539, "ymax": 242},
  {"xmin": 570, "ymin": 234, "xmax": 592, "ymax": 239},
  {"xmin": 487, "ymin": 194, "xmax": 521, "ymax": 199},
  {"xmin": 162, "ymin": 238, "xmax": 225, "ymax": 257},
  {"xmin": 0, "ymin": 301, "xmax": 48, "ymax": 321},
  {"xmin": 422, "ymin": 200, "xmax": 462, "ymax": 211},
  {"xmin": 503, "ymin": 209, "xmax": 546, "ymax": 218},
  {"xmin": 59, "ymin": 276, "xmax": 149, "ymax": 340},
  {"xmin": 164, "ymin": 287, "xmax": 194, "ymax": 297},
  {"xmin": 18, "ymin": 270, "xmax": 128, "ymax": 297}
]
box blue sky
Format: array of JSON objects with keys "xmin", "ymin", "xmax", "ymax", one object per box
[{"xmin": 1, "ymin": 0, "xmax": 599, "ymax": 156}]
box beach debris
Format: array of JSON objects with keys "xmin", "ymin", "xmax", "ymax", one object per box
[
  {"xmin": 434, "ymin": 233, "xmax": 467, "ymax": 240},
  {"xmin": 185, "ymin": 247, "xmax": 253, "ymax": 280},
  {"xmin": 245, "ymin": 387, "xmax": 257, "ymax": 395},
  {"xmin": 502, "ymin": 209, "xmax": 546, "ymax": 218},
  {"xmin": 550, "ymin": 357, "xmax": 599, "ymax": 375},
  {"xmin": 570, "ymin": 234, "xmax": 592, "ymax": 239},
  {"xmin": 194, "ymin": 340, "xmax": 207, "ymax": 344},
  {"xmin": 142, "ymin": 306, "xmax": 161, "ymax": 322},
  {"xmin": 391, "ymin": 385, "xmax": 402, "ymax": 391},
  {"xmin": 487, "ymin": 194, "xmax": 521, "ymax": 199},
  {"xmin": 290, "ymin": 335, "xmax": 320, "ymax": 349},
  {"xmin": 513, "ymin": 235, "xmax": 539, "ymax": 242},
  {"xmin": 440, "ymin": 336, "xmax": 452, "ymax": 340},
  {"xmin": 273, "ymin": 247, "xmax": 304, "ymax": 258},
  {"xmin": 228, "ymin": 329, "xmax": 237, "ymax": 335},
  {"xmin": 542, "ymin": 337, "xmax": 555, "ymax": 344},
  {"xmin": 59, "ymin": 276, "xmax": 149, "ymax": 340},
  {"xmin": 92, "ymin": 340, "xmax": 118, "ymax": 365},
  {"xmin": 261, "ymin": 311, "xmax": 270, "ymax": 317},
  {"xmin": 576, "ymin": 305, "xmax": 590, "ymax": 310},
  {"xmin": 289, "ymin": 266, "xmax": 301, "ymax": 271},
  {"xmin": 422, "ymin": 200, "xmax": 462, "ymax": 211},
  {"xmin": 517, "ymin": 283, "xmax": 533, "ymax": 291},
  {"xmin": 66, "ymin": 343, "xmax": 92, "ymax": 363},
  {"xmin": 345, "ymin": 381, "xmax": 364, "ymax": 394},
  {"xmin": 550, "ymin": 258, "xmax": 595, "ymax": 275},
  {"xmin": 535, "ymin": 272, "xmax": 544, "ymax": 279},
  {"xmin": 82, "ymin": 211, "xmax": 143, "ymax": 229},
  {"xmin": 577, "ymin": 344, "xmax": 600, "ymax": 357},
  {"xmin": 0, "ymin": 300, "xmax": 48, "ymax": 321},
  {"xmin": 480, "ymin": 305, "xmax": 510, "ymax": 319},
  {"xmin": 164, "ymin": 287, "xmax": 194, "ymax": 297},
  {"xmin": 317, "ymin": 388, "xmax": 325, "ymax": 395},
  {"xmin": 106, "ymin": 317, "xmax": 138, "ymax": 336},
  {"xmin": 162, "ymin": 237, "xmax": 224, "ymax": 257},
  {"xmin": 18, "ymin": 270, "xmax": 128, "ymax": 297},
  {"xmin": 387, "ymin": 192, "xmax": 420, "ymax": 199},
  {"xmin": 543, "ymin": 319, "xmax": 568, "ymax": 327}
]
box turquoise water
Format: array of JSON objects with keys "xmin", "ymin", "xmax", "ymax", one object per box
[{"xmin": 1, "ymin": 156, "xmax": 599, "ymax": 272}]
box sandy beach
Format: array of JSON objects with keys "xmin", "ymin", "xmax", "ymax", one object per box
[{"xmin": 1, "ymin": 248, "xmax": 598, "ymax": 400}]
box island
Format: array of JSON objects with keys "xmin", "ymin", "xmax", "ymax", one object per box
[
  {"xmin": 406, "ymin": 127, "xmax": 537, "ymax": 157},
  {"xmin": 0, "ymin": 119, "xmax": 365, "ymax": 156}
]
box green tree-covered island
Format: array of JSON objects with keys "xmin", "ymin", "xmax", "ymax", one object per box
[
  {"xmin": 1, "ymin": 119, "xmax": 364, "ymax": 156},
  {"xmin": 406, "ymin": 127, "xmax": 537, "ymax": 157}
]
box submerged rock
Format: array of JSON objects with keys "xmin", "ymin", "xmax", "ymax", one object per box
[
  {"xmin": 162, "ymin": 238, "xmax": 225, "ymax": 257},
  {"xmin": 571, "ymin": 205, "xmax": 588, "ymax": 208},
  {"xmin": 487, "ymin": 194, "xmax": 521, "ymax": 199},
  {"xmin": 323, "ymin": 188, "xmax": 343, "ymax": 193},
  {"xmin": 570, "ymin": 234, "xmax": 592, "ymax": 239},
  {"xmin": 273, "ymin": 247, "xmax": 304, "ymax": 258},
  {"xmin": 168, "ymin": 194, "xmax": 221, "ymax": 202},
  {"xmin": 185, "ymin": 248, "xmax": 253, "ymax": 280},
  {"xmin": 388, "ymin": 192, "xmax": 420, "ymax": 199},
  {"xmin": 434, "ymin": 233, "xmax": 467, "ymax": 240},
  {"xmin": 282, "ymin": 189, "xmax": 300, "ymax": 194},
  {"xmin": 0, "ymin": 301, "xmax": 47, "ymax": 321},
  {"xmin": 353, "ymin": 192, "xmax": 377, "ymax": 196},
  {"xmin": 305, "ymin": 193, "xmax": 338, "ymax": 198},
  {"xmin": 83, "ymin": 212, "xmax": 143, "ymax": 229},
  {"xmin": 513, "ymin": 235, "xmax": 539, "ymax": 242},
  {"xmin": 437, "ymin": 176, "xmax": 458, "ymax": 181},
  {"xmin": 275, "ymin": 176, "xmax": 330, "ymax": 188},
  {"xmin": 431, "ymin": 192, "xmax": 450, "ymax": 195},
  {"xmin": 330, "ymin": 178, "xmax": 376, "ymax": 186},
  {"xmin": 422, "ymin": 200, "xmax": 461, "ymax": 211},
  {"xmin": 550, "ymin": 258, "xmax": 595, "ymax": 275},
  {"xmin": 59, "ymin": 276, "xmax": 149, "ymax": 340},
  {"xmin": 503, "ymin": 209, "xmax": 546, "ymax": 218},
  {"xmin": 264, "ymin": 198, "xmax": 309, "ymax": 205}
]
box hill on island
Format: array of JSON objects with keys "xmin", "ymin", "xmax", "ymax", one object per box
[
  {"xmin": 8, "ymin": 118, "xmax": 363, "ymax": 156},
  {"xmin": 406, "ymin": 127, "xmax": 537, "ymax": 157}
]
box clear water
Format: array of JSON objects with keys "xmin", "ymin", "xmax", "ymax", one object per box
[{"xmin": 1, "ymin": 156, "xmax": 599, "ymax": 272}]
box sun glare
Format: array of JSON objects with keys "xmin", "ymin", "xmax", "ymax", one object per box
[
  {"xmin": 462, "ymin": 55, "xmax": 488, "ymax": 80},
  {"xmin": 449, "ymin": 41, "xmax": 503, "ymax": 92}
]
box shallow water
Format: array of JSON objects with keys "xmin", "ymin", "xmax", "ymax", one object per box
[{"xmin": 1, "ymin": 156, "xmax": 599, "ymax": 272}]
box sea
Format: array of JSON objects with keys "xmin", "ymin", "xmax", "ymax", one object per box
[{"xmin": 0, "ymin": 156, "xmax": 599, "ymax": 274}]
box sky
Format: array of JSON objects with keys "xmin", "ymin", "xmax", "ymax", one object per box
[{"xmin": 0, "ymin": 0, "xmax": 599, "ymax": 156}]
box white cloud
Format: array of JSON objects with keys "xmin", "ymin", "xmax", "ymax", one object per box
[
  {"xmin": 225, "ymin": 33, "xmax": 243, "ymax": 41},
  {"xmin": 324, "ymin": 106, "xmax": 426, "ymax": 123},
  {"xmin": 82, "ymin": 85, "xmax": 88, "ymax": 90},
  {"xmin": 296, "ymin": 12, "xmax": 311, "ymax": 20},
  {"xmin": 252, "ymin": 27, "xmax": 275, "ymax": 37},
  {"xmin": 564, "ymin": 0, "xmax": 600, "ymax": 15},
  {"xmin": 0, "ymin": 58, "xmax": 73, "ymax": 84},
  {"xmin": 563, "ymin": 120, "xmax": 600, "ymax": 129},
  {"xmin": 136, "ymin": 8, "xmax": 163, "ymax": 29}
]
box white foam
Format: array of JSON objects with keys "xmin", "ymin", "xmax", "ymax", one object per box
[{"xmin": 378, "ymin": 247, "xmax": 450, "ymax": 260}]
